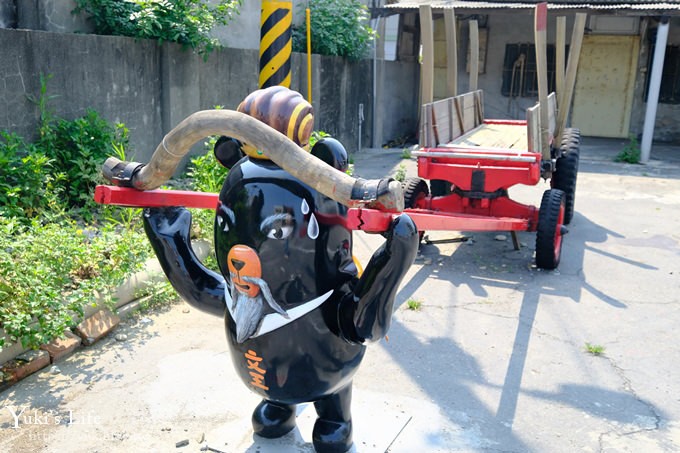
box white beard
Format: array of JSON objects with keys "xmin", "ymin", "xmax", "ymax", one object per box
[
  {"xmin": 224, "ymin": 276, "xmax": 333, "ymax": 343},
  {"xmin": 228, "ymin": 275, "xmax": 288, "ymax": 344},
  {"xmin": 231, "ymin": 290, "xmax": 266, "ymax": 343}
]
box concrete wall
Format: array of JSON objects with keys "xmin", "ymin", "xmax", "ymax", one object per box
[
  {"xmin": 0, "ymin": 28, "xmax": 418, "ymax": 165},
  {"xmin": 0, "ymin": 0, "xmax": 17, "ymax": 28},
  {"xmin": 11, "ymin": 0, "xmax": 93, "ymax": 33}
]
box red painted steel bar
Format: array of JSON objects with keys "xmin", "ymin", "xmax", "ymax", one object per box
[
  {"xmin": 95, "ymin": 185, "xmax": 531, "ymax": 234},
  {"xmin": 94, "ymin": 185, "xmax": 219, "ymax": 209}
]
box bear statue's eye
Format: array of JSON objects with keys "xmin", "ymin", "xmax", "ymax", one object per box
[
  {"xmin": 217, "ymin": 205, "xmax": 235, "ymax": 234},
  {"xmin": 217, "ymin": 216, "xmax": 230, "ymax": 232},
  {"xmin": 267, "ymin": 225, "xmax": 293, "ymax": 239},
  {"xmin": 260, "ymin": 213, "xmax": 295, "ymax": 240}
]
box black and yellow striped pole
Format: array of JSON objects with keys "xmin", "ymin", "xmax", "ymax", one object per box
[{"xmin": 259, "ymin": 1, "xmax": 293, "ymax": 89}]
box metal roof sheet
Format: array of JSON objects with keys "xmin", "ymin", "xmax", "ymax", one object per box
[{"xmin": 385, "ymin": 0, "xmax": 680, "ymax": 11}]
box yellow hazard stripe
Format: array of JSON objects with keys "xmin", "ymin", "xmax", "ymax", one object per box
[
  {"xmin": 260, "ymin": 10, "xmax": 292, "ymax": 57},
  {"xmin": 280, "ymin": 72, "xmax": 291, "ymax": 88},
  {"xmin": 260, "ymin": 2, "xmax": 291, "ymax": 25},
  {"xmin": 258, "ymin": 40, "xmax": 292, "ymax": 86}
]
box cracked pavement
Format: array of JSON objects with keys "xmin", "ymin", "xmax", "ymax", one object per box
[{"xmin": 1, "ymin": 138, "xmax": 679, "ymax": 452}]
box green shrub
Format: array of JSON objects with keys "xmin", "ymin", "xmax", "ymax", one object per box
[
  {"xmin": 0, "ymin": 218, "xmax": 151, "ymax": 350},
  {"xmin": 292, "ymin": 0, "xmax": 376, "ymax": 61},
  {"xmin": 73, "ymin": 0, "xmax": 242, "ymax": 57},
  {"xmin": 309, "ymin": 130, "xmax": 330, "ymax": 148},
  {"xmin": 38, "ymin": 110, "xmax": 129, "ymax": 215},
  {"xmin": 0, "ymin": 74, "xmax": 164, "ymax": 352},
  {"xmin": 0, "ymin": 132, "xmax": 64, "ymax": 221}
]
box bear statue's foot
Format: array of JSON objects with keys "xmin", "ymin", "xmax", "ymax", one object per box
[
  {"xmin": 252, "ymin": 400, "xmax": 297, "ymax": 438},
  {"xmin": 312, "ymin": 418, "xmax": 353, "ymax": 453}
]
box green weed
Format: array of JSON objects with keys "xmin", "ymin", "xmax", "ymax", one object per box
[
  {"xmin": 584, "ymin": 342, "xmax": 606, "ymax": 356},
  {"xmin": 406, "ymin": 299, "xmax": 422, "ymax": 311},
  {"xmin": 615, "ymin": 135, "xmax": 640, "ymax": 164}
]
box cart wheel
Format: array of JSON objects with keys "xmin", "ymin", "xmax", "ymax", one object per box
[
  {"xmin": 535, "ymin": 189, "xmax": 566, "ymax": 270},
  {"xmin": 402, "ymin": 177, "xmax": 429, "ymax": 209},
  {"xmin": 551, "ymin": 138, "xmax": 579, "ymax": 225},
  {"xmin": 560, "ymin": 127, "xmax": 581, "ymax": 153},
  {"xmin": 402, "ymin": 178, "xmax": 428, "ymax": 242}
]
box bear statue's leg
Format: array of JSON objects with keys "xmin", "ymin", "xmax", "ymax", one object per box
[
  {"xmin": 312, "ymin": 384, "xmax": 353, "ymax": 453},
  {"xmin": 252, "ymin": 399, "xmax": 297, "ymax": 439}
]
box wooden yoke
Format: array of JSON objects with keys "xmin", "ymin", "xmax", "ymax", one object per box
[{"xmin": 102, "ymin": 109, "xmax": 404, "ymax": 212}]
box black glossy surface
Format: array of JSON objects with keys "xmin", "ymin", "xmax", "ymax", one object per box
[
  {"xmin": 143, "ymin": 207, "xmax": 226, "ymax": 317},
  {"xmin": 142, "ymin": 151, "xmax": 419, "ymax": 452}
]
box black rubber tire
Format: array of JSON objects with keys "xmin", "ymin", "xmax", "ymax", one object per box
[
  {"xmin": 402, "ymin": 177, "xmax": 429, "ymax": 209},
  {"xmin": 402, "ymin": 177, "xmax": 428, "ymax": 242},
  {"xmin": 552, "ymin": 127, "xmax": 580, "ymax": 224},
  {"xmin": 535, "ymin": 189, "xmax": 566, "ymax": 270},
  {"xmin": 562, "ymin": 127, "xmax": 580, "ymax": 140}
]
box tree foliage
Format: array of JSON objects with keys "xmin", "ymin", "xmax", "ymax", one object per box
[
  {"xmin": 292, "ymin": 0, "xmax": 377, "ymax": 61},
  {"xmin": 73, "ymin": 0, "xmax": 242, "ymax": 56}
]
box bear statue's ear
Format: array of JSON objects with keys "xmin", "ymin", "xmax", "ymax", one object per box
[
  {"xmin": 310, "ymin": 138, "xmax": 349, "ymax": 173},
  {"xmin": 214, "ymin": 136, "xmax": 245, "ymax": 169}
]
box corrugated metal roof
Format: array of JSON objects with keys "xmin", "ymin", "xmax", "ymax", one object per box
[{"xmin": 385, "ymin": 0, "xmax": 680, "ymax": 11}]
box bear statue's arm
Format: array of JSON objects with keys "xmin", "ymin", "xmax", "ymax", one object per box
[
  {"xmin": 338, "ymin": 214, "xmax": 419, "ymax": 343},
  {"xmin": 143, "ymin": 207, "xmax": 226, "ymax": 317}
]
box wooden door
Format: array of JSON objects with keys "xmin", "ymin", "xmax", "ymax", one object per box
[{"xmin": 571, "ymin": 35, "xmax": 639, "ymax": 138}]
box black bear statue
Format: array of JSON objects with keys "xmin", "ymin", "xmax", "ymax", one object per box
[{"xmin": 142, "ymin": 86, "xmax": 419, "ymax": 453}]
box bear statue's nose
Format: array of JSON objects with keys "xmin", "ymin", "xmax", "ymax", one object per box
[{"xmin": 231, "ymin": 258, "xmax": 246, "ymax": 271}]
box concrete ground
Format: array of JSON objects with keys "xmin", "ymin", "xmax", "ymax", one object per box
[{"xmin": 1, "ymin": 138, "xmax": 679, "ymax": 452}]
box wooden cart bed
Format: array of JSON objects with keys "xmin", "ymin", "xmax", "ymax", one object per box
[{"xmin": 419, "ymin": 90, "xmax": 556, "ymax": 155}]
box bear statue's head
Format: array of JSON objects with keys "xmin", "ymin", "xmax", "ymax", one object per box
[{"xmin": 211, "ymin": 86, "xmax": 357, "ymax": 344}]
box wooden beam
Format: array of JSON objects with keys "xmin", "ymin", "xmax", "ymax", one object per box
[
  {"xmin": 419, "ymin": 5, "xmax": 434, "ymax": 105},
  {"xmin": 469, "ymin": 20, "xmax": 479, "ymax": 92},
  {"xmin": 556, "ymin": 16, "xmax": 566, "ymax": 100},
  {"xmin": 555, "ymin": 12, "xmax": 587, "ymax": 142},
  {"xmin": 534, "ymin": 2, "xmax": 550, "ymax": 160},
  {"xmin": 444, "ymin": 8, "xmax": 458, "ymax": 97}
]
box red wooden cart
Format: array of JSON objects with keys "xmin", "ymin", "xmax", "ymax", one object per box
[{"xmin": 348, "ymin": 3, "xmax": 586, "ymax": 269}]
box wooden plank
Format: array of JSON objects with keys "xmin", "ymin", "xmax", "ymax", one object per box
[
  {"xmin": 556, "ymin": 16, "xmax": 566, "ymax": 102},
  {"xmin": 547, "ymin": 92, "xmax": 557, "ymax": 139},
  {"xmin": 420, "ymin": 89, "xmax": 485, "ymax": 146},
  {"xmin": 555, "ymin": 12, "xmax": 587, "ymax": 141},
  {"xmin": 432, "ymin": 99, "xmax": 451, "ymax": 143},
  {"xmin": 534, "ymin": 2, "xmax": 550, "ymax": 160},
  {"xmin": 469, "ymin": 20, "xmax": 479, "ymax": 91},
  {"xmin": 461, "ymin": 92, "xmax": 478, "ymax": 133},
  {"xmin": 420, "ymin": 103, "xmax": 431, "ymax": 147},
  {"xmin": 474, "ymin": 90, "xmax": 484, "ymax": 125},
  {"xmin": 448, "ymin": 97, "xmax": 456, "ymax": 141},
  {"xmin": 526, "ymin": 103, "xmax": 541, "ymax": 154},
  {"xmin": 447, "ymin": 123, "xmax": 528, "ymax": 149},
  {"xmin": 453, "ymin": 97, "xmax": 465, "ymax": 138},
  {"xmin": 444, "ymin": 8, "xmax": 458, "ymax": 97},
  {"xmin": 419, "ymin": 5, "xmax": 434, "ymax": 105}
]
